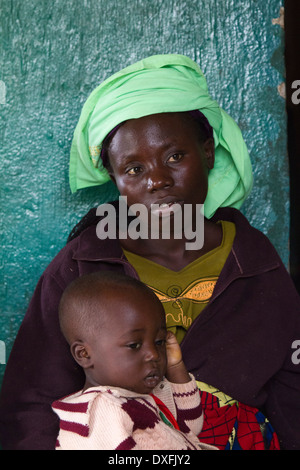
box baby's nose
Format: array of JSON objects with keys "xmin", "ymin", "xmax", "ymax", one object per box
[{"xmin": 144, "ymin": 344, "xmax": 160, "ymax": 362}]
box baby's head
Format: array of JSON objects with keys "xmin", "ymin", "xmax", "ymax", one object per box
[{"xmin": 59, "ymin": 271, "xmax": 167, "ymax": 394}]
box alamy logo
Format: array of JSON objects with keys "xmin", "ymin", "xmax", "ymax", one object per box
[
  {"xmin": 0, "ymin": 341, "xmax": 6, "ymax": 364},
  {"xmin": 96, "ymin": 196, "xmax": 204, "ymax": 250},
  {"xmin": 291, "ymin": 340, "xmax": 300, "ymax": 365},
  {"xmin": 0, "ymin": 81, "xmax": 6, "ymax": 105},
  {"xmin": 292, "ymin": 80, "xmax": 300, "ymax": 105}
]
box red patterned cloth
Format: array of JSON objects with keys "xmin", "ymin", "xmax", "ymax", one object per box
[{"xmin": 198, "ymin": 389, "xmax": 280, "ymax": 450}]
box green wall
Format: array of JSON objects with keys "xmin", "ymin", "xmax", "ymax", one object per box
[{"xmin": 0, "ymin": 0, "xmax": 287, "ymax": 383}]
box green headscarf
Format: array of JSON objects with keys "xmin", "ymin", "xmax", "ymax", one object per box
[{"xmin": 69, "ymin": 54, "xmax": 253, "ymax": 218}]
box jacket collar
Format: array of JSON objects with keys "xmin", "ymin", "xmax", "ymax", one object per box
[
  {"xmin": 211, "ymin": 207, "xmax": 280, "ymax": 276},
  {"xmin": 73, "ymin": 223, "xmax": 124, "ymax": 262}
]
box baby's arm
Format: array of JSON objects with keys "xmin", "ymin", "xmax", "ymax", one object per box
[
  {"xmin": 165, "ymin": 331, "xmax": 191, "ymax": 384},
  {"xmin": 165, "ymin": 332, "xmax": 204, "ymax": 436}
]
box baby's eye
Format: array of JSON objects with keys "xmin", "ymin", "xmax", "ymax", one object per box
[
  {"xmin": 155, "ymin": 339, "xmax": 166, "ymax": 346},
  {"xmin": 127, "ymin": 342, "xmax": 141, "ymax": 350},
  {"xmin": 167, "ymin": 153, "xmax": 184, "ymax": 163}
]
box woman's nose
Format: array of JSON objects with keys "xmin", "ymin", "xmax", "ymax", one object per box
[{"xmin": 147, "ymin": 167, "xmax": 173, "ymax": 192}]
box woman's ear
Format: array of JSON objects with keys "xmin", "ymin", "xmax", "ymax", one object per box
[
  {"xmin": 104, "ymin": 158, "xmax": 116, "ymax": 184},
  {"xmin": 203, "ymin": 138, "xmax": 215, "ymax": 170},
  {"xmin": 108, "ymin": 170, "xmax": 116, "ymax": 185},
  {"xmin": 70, "ymin": 341, "xmax": 93, "ymax": 369}
]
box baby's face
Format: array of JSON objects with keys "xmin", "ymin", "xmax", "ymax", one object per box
[{"xmin": 87, "ymin": 289, "xmax": 168, "ymax": 394}]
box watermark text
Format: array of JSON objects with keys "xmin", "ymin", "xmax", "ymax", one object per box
[
  {"xmin": 291, "ymin": 340, "xmax": 300, "ymax": 365},
  {"xmin": 0, "ymin": 80, "xmax": 6, "ymax": 105},
  {"xmin": 96, "ymin": 197, "xmax": 204, "ymax": 250},
  {"xmin": 0, "ymin": 341, "xmax": 6, "ymax": 364},
  {"xmin": 291, "ymin": 80, "xmax": 300, "ymax": 105}
]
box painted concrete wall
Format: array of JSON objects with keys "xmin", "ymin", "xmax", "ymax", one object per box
[{"xmin": 0, "ymin": 0, "xmax": 287, "ymax": 382}]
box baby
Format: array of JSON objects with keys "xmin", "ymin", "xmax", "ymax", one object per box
[{"xmin": 52, "ymin": 271, "xmax": 216, "ymax": 450}]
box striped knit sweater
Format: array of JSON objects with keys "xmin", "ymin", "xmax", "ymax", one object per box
[{"xmin": 52, "ymin": 375, "xmax": 215, "ymax": 450}]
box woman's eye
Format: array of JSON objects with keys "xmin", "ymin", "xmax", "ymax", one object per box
[
  {"xmin": 127, "ymin": 166, "xmax": 142, "ymax": 175},
  {"xmin": 168, "ymin": 153, "xmax": 184, "ymax": 163}
]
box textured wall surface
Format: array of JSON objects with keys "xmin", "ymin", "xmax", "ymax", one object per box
[{"xmin": 0, "ymin": 0, "xmax": 287, "ymax": 383}]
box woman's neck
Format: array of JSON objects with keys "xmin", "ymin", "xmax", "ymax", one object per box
[{"xmin": 121, "ymin": 218, "xmax": 222, "ymax": 272}]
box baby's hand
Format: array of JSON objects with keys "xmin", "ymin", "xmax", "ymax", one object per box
[
  {"xmin": 166, "ymin": 331, "xmax": 182, "ymax": 368},
  {"xmin": 165, "ymin": 331, "xmax": 191, "ymax": 384}
]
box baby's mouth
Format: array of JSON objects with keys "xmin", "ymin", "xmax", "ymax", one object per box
[{"xmin": 144, "ymin": 371, "xmax": 161, "ymax": 389}]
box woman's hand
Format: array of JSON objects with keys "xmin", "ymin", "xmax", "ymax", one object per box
[{"xmin": 165, "ymin": 331, "xmax": 191, "ymax": 384}]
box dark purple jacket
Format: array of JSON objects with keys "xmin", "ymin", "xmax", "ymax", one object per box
[{"xmin": 1, "ymin": 207, "xmax": 300, "ymax": 450}]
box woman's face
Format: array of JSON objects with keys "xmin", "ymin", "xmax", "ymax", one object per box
[{"xmin": 107, "ymin": 112, "xmax": 214, "ymax": 216}]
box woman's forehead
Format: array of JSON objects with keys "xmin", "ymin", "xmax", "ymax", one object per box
[{"xmin": 109, "ymin": 112, "xmax": 200, "ymax": 149}]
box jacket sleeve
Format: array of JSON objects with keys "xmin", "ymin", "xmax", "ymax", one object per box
[
  {"xmin": 170, "ymin": 376, "xmax": 204, "ymax": 436},
  {"xmin": 0, "ymin": 269, "xmax": 85, "ymax": 450}
]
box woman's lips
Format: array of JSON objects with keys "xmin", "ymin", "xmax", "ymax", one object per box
[{"xmin": 150, "ymin": 200, "xmax": 183, "ymax": 217}]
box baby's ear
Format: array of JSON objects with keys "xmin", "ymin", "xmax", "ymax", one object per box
[{"xmin": 70, "ymin": 341, "xmax": 93, "ymax": 369}]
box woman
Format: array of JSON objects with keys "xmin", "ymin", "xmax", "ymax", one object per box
[{"xmin": 0, "ymin": 54, "xmax": 299, "ymax": 450}]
